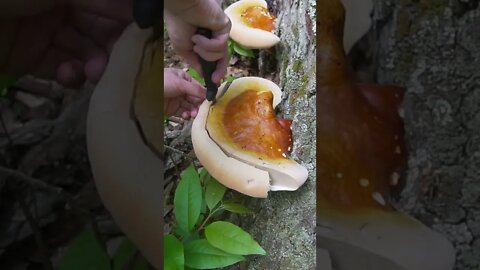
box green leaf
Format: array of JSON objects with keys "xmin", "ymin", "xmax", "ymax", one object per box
[
  {"xmin": 222, "ymin": 202, "xmax": 252, "ymax": 214},
  {"xmin": 186, "ymin": 68, "xmax": 205, "ymax": 85},
  {"xmin": 227, "ymin": 39, "xmax": 235, "ymax": 60},
  {"xmin": 222, "ymin": 75, "xmax": 237, "ymax": 84},
  {"xmin": 164, "ymin": 235, "xmax": 184, "ymax": 270},
  {"xmin": 184, "ymin": 239, "xmax": 244, "ymax": 269},
  {"xmin": 233, "ymin": 42, "xmax": 255, "ymax": 58},
  {"xmin": 205, "ymin": 177, "xmax": 226, "ymax": 210},
  {"xmin": 200, "ymin": 197, "xmax": 208, "ymax": 215},
  {"xmin": 205, "ymin": 221, "xmax": 266, "ymax": 255},
  {"xmin": 173, "ymin": 225, "xmax": 190, "ymax": 240},
  {"xmin": 112, "ymin": 238, "xmax": 151, "ymax": 270},
  {"xmin": 174, "ymin": 164, "xmax": 203, "ymax": 232},
  {"xmin": 173, "ymin": 164, "xmax": 202, "ymax": 232},
  {"xmin": 0, "ymin": 75, "xmax": 16, "ymax": 97},
  {"xmin": 203, "ymin": 172, "xmax": 212, "ymax": 187},
  {"xmin": 112, "ymin": 238, "xmax": 136, "ymax": 270},
  {"xmin": 195, "ymin": 213, "xmax": 205, "ymax": 228},
  {"xmin": 198, "ymin": 167, "xmax": 208, "ymax": 183},
  {"xmin": 58, "ymin": 230, "xmax": 110, "ymax": 270},
  {"xmin": 131, "ymin": 257, "xmax": 151, "ymax": 270}
]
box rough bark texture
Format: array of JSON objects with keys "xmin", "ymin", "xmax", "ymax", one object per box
[
  {"xmin": 236, "ymin": 0, "xmax": 317, "ymax": 269},
  {"xmin": 368, "ymin": 0, "xmax": 480, "ymax": 269}
]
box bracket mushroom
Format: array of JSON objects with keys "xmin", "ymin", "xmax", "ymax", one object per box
[
  {"xmin": 225, "ymin": 0, "xmax": 280, "ymax": 49},
  {"xmin": 86, "ymin": 24, "xmax": 164, "ymax": 269},
  {"xmin": 317, "ymin": 0, "xmax": 456, "ymax": 269},
  {"xmin": 191, "ymin": 77, "xmax": 308, "ymax": 198}
]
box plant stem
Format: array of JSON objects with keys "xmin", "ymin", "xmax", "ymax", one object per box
[
  {"xmin": 195, "ymin": 207, "xmax": 221, "ymax": 234},
  {"xmin": 196, "ymin": 213, "xmax": 213, "ymax": 234}
]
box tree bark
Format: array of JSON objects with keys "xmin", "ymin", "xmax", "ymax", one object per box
[
  {"xmin": 369, "ymin": 0, "xmax": 480, "ymax": 269},
  {"xmin": 236, "ymin": 0, "xmax": 317, "ymax": 269}
]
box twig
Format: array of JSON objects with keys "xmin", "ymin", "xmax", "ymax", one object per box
[
  {"xmin": 0, "ymin": 120, "xmax": 53, "ymax": 148},
  {"xmin": 13, "ymin": 186, "xmax": 53, "ymax": 270},
  {"xmin": 1, "ymin": 166, "xmax": 105, "ymax": 268},
  {"xmin": 168, "ymin": 116, "xmax": 184, "ymax": 124},
  {"xmin": 0, "ymin": 166, "xmax": 67, "ymax": 199},
  {"xmin": 0, "ymin": 165, "xmax": 90, "ymax": 217},
  {"xmin": 168, "ymin": 152, "xmax": 180, "ymax": 179},
  {"xmin": 0, "ymin": 107, "xmax": 14, "ymax": 147},
  {"xmin": 164, "ymin": 145, "xmax": 185, "ymax": 155}
]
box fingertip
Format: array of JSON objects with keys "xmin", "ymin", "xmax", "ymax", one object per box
[
  {"xmin": 216, "ymin": 33, "xmax": 230, "ymax": 43},
  {"xmin": 56, "ymin": 60, "xmax": 85, "ymax": 87},
  {"xmin": 212, "ymin": 61, "xmax": 228, "ymax": 85},
  {"xmin": 212, "ymin": 74, "xmax": 222, "ymax": 85},
  {"xmin": 85, "ymin": 55, "xmax": 108, "ymax": 83},
  {"xmin": 182, "ymin": 111, "xmax": 191, "ymax": 120},
  {"xmin": 191, "ymin": 109, "xmax": 198, "ymax": 118},
  {"xmin": 191, "ymin": 34, "xmax": 201, "ymax": 44}
]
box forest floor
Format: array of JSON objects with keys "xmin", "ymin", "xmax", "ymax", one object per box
[
  {"xmin": 0, "ymin": 75, "xmax": 125, "ymax": 269},
  {"xmin": 0, "ymin": 28, "xmax": 256, "ymax": 270}
]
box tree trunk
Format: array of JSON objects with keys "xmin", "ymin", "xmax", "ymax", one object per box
[
  {"xmin": 369, "ymin": 0, "xmax": 480, "ymax": 269},
  {"xmin": 237, "ymin": 0, "xmax": 317, "ymax": 269}
]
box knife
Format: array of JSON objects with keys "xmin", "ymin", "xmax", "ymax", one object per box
[
  {"xmin": 132, "ymin": 0, "xmax": 219, "ymax": 102},
  {"xmin": 132, "ymin": 0, "xmax": 162, "ymax": 29},
  {"xmin": 196, "ymin": 28, "xmax": 219, "ymax": 103}
]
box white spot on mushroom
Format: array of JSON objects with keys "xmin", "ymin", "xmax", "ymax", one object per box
[
  {"xmin": 287, "ymin": 146, "xmax": 291, "ymax": 151},
  {"xmin": 359, "ymin": 178, "xmax": 370, "ymax": 187},
  {"xmin": 277, "ymin": 148, "xmax": 282, "ymax": 152},
  {"xmin": 336, "ymin": 173, "xmax": 343, "ymax": 178},
  {"xmin": 390, "ymin": 172, "xmax": 400, "ymax": 186},
  {"xmin": 372, "ymin": 192, "xmax": 386, "ymax": 206},
  {"xmin": 394, "ymin": 146, "xmax": 401, "ymax": 154},
  {"xmin": 281, "ymin": 153, "xmax": 287, "ymax": 158}
]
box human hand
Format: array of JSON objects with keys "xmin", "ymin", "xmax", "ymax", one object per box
[
  {"xmin": 164, "ymin": 68, "xmax": 207, "ymax": 119},
  {"xmin": 0, "ymin": 0, "xmax": 132, "ymax": 87},
  {"xmin": 165, "ymin": 0, "xmax": 231, "ymax": 85}
]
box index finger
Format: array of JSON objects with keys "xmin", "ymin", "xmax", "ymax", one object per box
[
  {"xmin": 0, "ymin": 0, "xmax": 57, "ymax": 18},
  {"xmin": 178, "ymin": 78, "xmax": 207, "ymax": 100},
  {"xmin": 69, "ymin": 0, "xmax": 132, "ymax": 21}
]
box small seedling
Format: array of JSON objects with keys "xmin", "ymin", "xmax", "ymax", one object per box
[
  {"xmin": 58, "ymin": 230, "xmax": 151, "ymax": 270},
  {"xmin": 164, "ymin": 165, "xmax": 265, "ymax": 270}
]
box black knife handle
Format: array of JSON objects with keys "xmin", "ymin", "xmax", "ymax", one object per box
[
  {"xmin": 133, "ymin": 0, "xmax": 162, "ymax": 29},
  {"xmin": 196, "ymin": 28, "xmax": 218, "ymax": 101}
]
